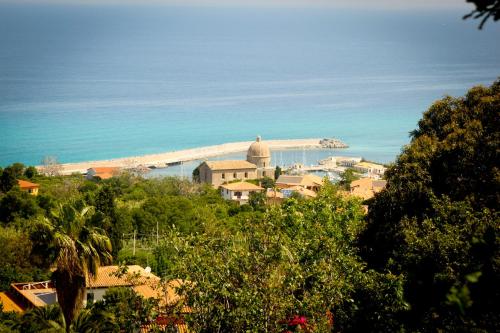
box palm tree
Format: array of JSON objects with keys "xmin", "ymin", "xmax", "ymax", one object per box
[
  {"xmin": 31, "ymin": 202, "xmax": 113, "ymax": 332},
  {"xmin": 15, "ymin": 304, "xmax": 117, "ymax": 333},
  {"xmin": 16, "ymin": 304, "xmax": 65, "ymax": 333}
]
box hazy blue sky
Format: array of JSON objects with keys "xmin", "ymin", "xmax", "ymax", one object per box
[{"xmin": 0, "ymin": 0, "xmax": 470, "ymax": 9}]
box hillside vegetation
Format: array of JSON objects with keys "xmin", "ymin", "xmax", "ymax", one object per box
[{"xmin": 0, "ymin": 80, "xmax": 498, "ymax": 332}]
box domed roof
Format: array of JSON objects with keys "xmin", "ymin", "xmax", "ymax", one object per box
[{"xmin": 247, "ymin": 136, "xmax": 270, "ymax": 158}]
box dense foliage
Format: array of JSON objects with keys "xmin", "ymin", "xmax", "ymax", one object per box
[
  {"xmin": 0, "ymin": 80, "xmax": 498, "ymax": 332},
  {"xmin": 359, "ymin": 79, "xmax": 500, "ymax": 331},
  {"xmin": 161, "ymin": 184, "xmax": 407, "ymax": 332}
]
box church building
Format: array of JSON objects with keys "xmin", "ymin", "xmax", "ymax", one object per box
[{"xmin": 196, "ymin": 136, "xmax": 276, "ymax": 187}]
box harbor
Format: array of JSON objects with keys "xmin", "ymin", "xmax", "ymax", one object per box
[{"xmin": 47, "ymin": 138, "xmax": 348, "ymax": 175}]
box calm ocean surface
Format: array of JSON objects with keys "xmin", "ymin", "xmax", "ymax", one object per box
[{"xmin": 1, "ymin": 4, "xmax": 499, "ymax": 168}]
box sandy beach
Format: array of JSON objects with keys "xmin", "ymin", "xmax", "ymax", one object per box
[{"xmin": 48, "ymin": 138, "xmax": 341, "ymax": 175}]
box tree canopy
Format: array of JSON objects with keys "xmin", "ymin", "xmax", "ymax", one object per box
[{"xmin": 359, "ymin": 79, "xmax": 499, "ymax": 331}]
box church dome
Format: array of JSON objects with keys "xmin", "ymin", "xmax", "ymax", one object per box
[
  {"xmin": 247, "ymin": 136, "xmax": 271, "ymax": 169},
  {"xmin": 247, "ymin": 136, "xmax": 270, "ymax": 158}
]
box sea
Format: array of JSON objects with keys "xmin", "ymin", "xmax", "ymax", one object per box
[{"xmin": 1, "ymin": 4, "xmax": 499, "ymax": 174}]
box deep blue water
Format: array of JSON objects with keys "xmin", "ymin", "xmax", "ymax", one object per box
[{"xmin": 1, "ymin": 4, "xmax": 499, "ymax": 167}]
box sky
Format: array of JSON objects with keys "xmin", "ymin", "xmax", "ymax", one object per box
[{"xmin": 0, "ymin": 0, "xmax": 470, "ymax": 10}]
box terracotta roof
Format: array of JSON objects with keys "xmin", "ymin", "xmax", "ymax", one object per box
[
  {"xmin": 354, "ymin": 162, "xmax": 386, "ymax": 169},
  {"xmin": 220, "ymin": 182, "xmax": 263, "ymax": 191},
  {"xmin": 88, "ymin": 167, "xmax": 120, "ymax": 173},
  {"xmin": 350, "ymin": 178, "xmax": 373, "ymax": 188},
  {"xmin": 349, "ymin": 178, "xmax": 387, "ymax": 200},
  {"xmin": 204, "ymin": 160, "xmax": 256, "ymax": 171},
  {"xmin": 141, "ymin": 316, "xmax": 190, "ymax": 333},
  {"xmin": 0, "ymin": 292, "xmax": 24, "ymax": 312},
  {"xmin": 287, "ymin": 186, "xmax": 317, "ymax": 198},
  {"xmin": 134, "ymin": 279, "xmax": 187, "ymax": 308},
  {"xmin": 87, "ymin": 265, "xmax": 160, "ymax": 288},
  {"xmin": 17, "ymin": 179, "xmax": 39, "ymax": 189},
  {"xmin": 87, "ymin": 167, "xmax": 120, "ymax": 180},
  {"xmin": 276, "ymin": 174, "xmax": 324, "ymax": 187}
]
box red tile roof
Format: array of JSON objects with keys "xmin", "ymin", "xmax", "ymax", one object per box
[{"xmin": 17, "ymin": 180, "xmax": 39, "ymax": 189}]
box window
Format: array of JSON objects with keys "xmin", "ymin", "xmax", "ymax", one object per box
[
  {"xmin": 87, "ymin": 292, "xmax": 94, "ymax": 304},
  {"xmin": 222, "ymin": 173, "xmax": 225, "ymax": 179},
  {"xmin": 233, "ymin": 172, "xmax": 237, "ymax": 178},
  {"xmin": 263, "ymin": 162, "xmax": 266, "ymax": 167},
  {"xmin": 263, "ymin": 171, "xmax": 266, "ymax": 177},
  {"xmin": 244, "ymin": 172, "xmax": 248, "ymax": 178}
]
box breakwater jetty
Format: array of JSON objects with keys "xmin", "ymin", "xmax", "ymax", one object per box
[{"xmin": 46, "ymin": 138, "xmax": 348, "ymax": 175}]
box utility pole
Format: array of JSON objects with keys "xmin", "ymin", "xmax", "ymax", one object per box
[{"xmin": 133, "ymin": 230, "xmax": 136, "ymax": 256}]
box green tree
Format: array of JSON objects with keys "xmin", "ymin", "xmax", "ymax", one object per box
[
  {"xmin": 0, "ymin": 190, "xmax": 40, "ymax": 223},
  {"xmin": 92, "ymin": 185, "xmax": 123, "ymax": 256},
  {"xmin": 24, "ymin": 166, "xmax": 38, "ymax": 179},
  {"xmin": 247, "ymin": 190, "xmax": 266, "ymax": 210},
  {"xmin": 91, "ymin": 287, "xmax": 157, "ymax": 331},
  {"xmin": 9, "ymin": 304, "xmax": 117, "ymax": 333},
  {"xmin": 274, "ymin": 166, "xmax": 282, "ymax": 180},
  {"xmin": 338, "ymin": 169, "xmax": 359, "ymax": 190},
  {"xmin": 359, "ymin": 80, "xmax": 500, "ymax": 331},
  {"xmin": 30, "ymin": 203, "xmax": 112, "ymax": 332},
  {"xmin": 15, "ymin": 304, "xmax": 65, "ymax": 333},
  {"xmin": 164, "ymin": 184, "xmax": 407, "ymax": 332},
  {"xmin": 260, "ymin": 176, "xmax": 275, "ymax": 189},
  {"xmin": 0, "ymin": 227, "xmax": 48, "ymax": 291},
  {"xmin": 0, "ymin": 167, "xmax": 17, "ymax": 193}
]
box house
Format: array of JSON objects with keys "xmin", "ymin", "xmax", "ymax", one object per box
[
  {"xmin": 220, "ymin": 181, "xmax": 263, "ymax": 204},
  {"xmin": 196, "ymin": 136, "xmax": 276, "ymax": 187},
  {"xmin": 17, "ymin": 180, "xmax": 39, "ymax": 195},
  {"xmin": 86, "ymin": 167, "xmax": 120, "ymax": 180},
  {"xmin": 349, "ymin": 178, "xmax": 387, "ymax": 200},
  {"xmin": 0, "ymin": 266, "xmax": 184, "ymax": 312},
  {"xmin": 276, "ymin": 174, "xmax": 324, "ymax": 192},
  {"xmin": 352, "ymin": 162, "xmax": 386, "ymax": 177}
]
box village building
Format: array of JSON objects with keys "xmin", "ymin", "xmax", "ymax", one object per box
[
  {"xmin": 0, "ymin": 265, "xmax": 184, "ymax": 312},
  {"xmin": 220, "ymin": 181, "xmax": 263, "ymax": 204},
  {"xmin": 17, "ymin": 179, "xmax": 39, "ymax": 195},
  {"xmin": 276, "ymin": 174, "xmax": 324, "ymax": 192},
  {"xmin": 197, "ymin": 160, "xmax": 258, "ymax": 187},
  {"xmin": 319, "ymin": 156, "xmax": 362, "ymax": 167},
  {"xmin": 197, "ymin": 136, "xmax": 275, "ymax": 187},
  {"xmin": 86, "ymin": 167, "xmax": 120, "ymax": 180},
  {"xmin": 352, "ymin": 162, "xmax": 387, "ymax": 177},
  {"xmin": 1, "ymin": 265, "xmax": 189, "ymax": 331},
  {"xmin": 349, "ymin": 178, "xmax": 387, "ymax": 200}
]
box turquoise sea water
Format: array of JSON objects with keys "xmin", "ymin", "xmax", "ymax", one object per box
[{"xmin": 1, "ymin": 4, "xmax": 499, "ymax": 167}]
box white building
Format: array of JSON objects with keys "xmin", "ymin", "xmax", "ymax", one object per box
[
  {"xmin": 336, "ymin": 157, "xmax": 362, "ymax": 167},
  {"xmin": 220, "ymin": 181, "xmax": 264, "ymax": 204},
  {"xmin": 353, "ymin": 162, "xmax": 387, "ymax": 176}
]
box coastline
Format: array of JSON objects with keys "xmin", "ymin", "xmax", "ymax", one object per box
[{"xmin": 46, "ymin": 138, "xmax": 338, "ymax": 175}]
